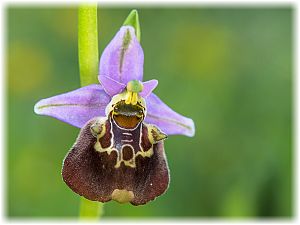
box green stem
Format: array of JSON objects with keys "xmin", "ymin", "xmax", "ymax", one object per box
[
  {"xmin": 79, "ymin": 197, "xmax": 103, "ymax": 219},
  {"xmin": 78, "ymin": 4, "xmax": 103, "ymax": 219},
  {"xmin": 78, "ymin": 4, "xmax": 99, "ymax": 86}
]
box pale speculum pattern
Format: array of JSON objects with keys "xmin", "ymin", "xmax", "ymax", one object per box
[{"xmin": 93, "ymin": 116, "xmax": 154, "ymax": 169}]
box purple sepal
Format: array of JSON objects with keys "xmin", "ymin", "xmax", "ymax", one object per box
[
  {"xmin": 99, "ymin": 26, "xmax": 144, "ymax": 84},
  {"xmin": 145, "ymin": 93, "xmax": 195, "ymax": 137},
  {"xmin": 34, "ymin": 84, "xmax": 110, "ymax": 128}
]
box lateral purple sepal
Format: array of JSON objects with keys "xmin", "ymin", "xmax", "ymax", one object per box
[
  {"xmin": 145, "ymin": 93, "xmax": 195, "ymax": 137},
  {"xmin": 34, "ymin": 84, "xmax": 110, "ymax": 128}
]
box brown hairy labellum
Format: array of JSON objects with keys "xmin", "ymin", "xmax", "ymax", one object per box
[{"xmin": 62, "ymin": 98, "xmax": 169, "ymax": 205}]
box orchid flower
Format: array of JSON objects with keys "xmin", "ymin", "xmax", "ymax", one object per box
[{"xmin": 34, "ymin": 25, "xmax": 195, "ymax": 205}]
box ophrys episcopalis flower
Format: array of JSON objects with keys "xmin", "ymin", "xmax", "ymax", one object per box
[{"xmin": 34, "ymin": 25, "xmax": 195, "ymax": 205}]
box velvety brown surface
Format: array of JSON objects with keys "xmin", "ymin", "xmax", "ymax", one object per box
[{"xmin": 62, "ymin": 118, "xmax": 170, "ymax": 205}]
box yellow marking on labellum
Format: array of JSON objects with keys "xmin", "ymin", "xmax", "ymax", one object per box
[
  {"xmin": 94, "ymin": 133, "xmax": 154, "ymax": 169},
  {"xmin": 147, "ymin": 125, "xmax": 167, "ymax": 144},
  {"xmin": 114, "ymin": 158, "xmax": 136, "ymax": 168},
  {"xmin": 92, "ymin": 115, "xmax": 156, "ymax": 169},
  {"xmin": 111, "ymin": 189, "xmax": 134, "ymax": 203},
  {"xmin": 90, "ymin": 117, "xmax": 107, "ymax": 138},
  {"xmin": 95, "ymin": 144, "xmax": 154, "ymax": 168},
  {"xmin": 115, "ymin": 145, "xmax": 136, "ymax": 168},
  {"xmin": 135, "ymin": 147, "xmax": 154, "ymax": 158},
  {"xmin": 93, "ymin": 128, "xmax": 115, "ymax": 155},
  {"xmin": 124, "ymin": 159, "xmax": 135, "ymax": 167},
  {"xmin": 94, "ymin": 141, "xmax": 116, "ymax": 156},
  {"xmin": 112, "ymin": 145, "xmax": 154, "ymax": 168},
  {"xmin": 94, "ymin": 141, "xmax": 101, "ymax": 152}
]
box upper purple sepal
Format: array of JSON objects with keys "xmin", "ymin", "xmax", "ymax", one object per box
[
  {"xmin": 99, "ymin": 26, "xmax": 144, "ymax": 85},
  {"xmin": 98, "ymin": 26, "xmax": 158, "ymax": 98}
]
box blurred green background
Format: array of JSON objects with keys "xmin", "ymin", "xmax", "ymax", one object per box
[{"xmin": 7, "ymin": 6, "xmax": 293, "ymax": 218}]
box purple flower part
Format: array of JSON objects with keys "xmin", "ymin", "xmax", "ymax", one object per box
[
  {"xmin": 140, "ymin": 79, "xmax": 158, "ymax": 98},
  {"xmin": 98, "ymin": 75, "xmax": 126, "ymax": 96},
  {"xmin": 145, "ymin": 93, "xmax": 195, "ymax": 137},
  {"xmin": 99, "ymin": 26, "xmax": 144, "ymax": 84},
  {"xmin": 34, "ymin": 84, "xmax": 110, "ymax": 128}
]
